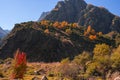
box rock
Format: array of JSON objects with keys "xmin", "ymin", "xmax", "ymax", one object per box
[
  {"xmin": 107, "ymin": 71, "xmax": 120, "ymax": 80},
  {"xmin": 44, "ymin": 0, "xmax": 87, "ymax": 23},
  {"xmin": 32, "ymin": 77, "xmax": 40, "ymax": 80},
  {"xmin": 114, "ymin": 76, "xmax": 120, "ymax": 80},
  {"xmin": 41, "ymin": 76, "xmax": 48, "ymax": 80},
  {"xmin": 34, "ymin": 69, "xmax": 46, "ymax": 75}
]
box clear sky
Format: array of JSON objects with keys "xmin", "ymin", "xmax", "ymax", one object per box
[{"xmin": 0, "ymin": 0, "xmax": 120, "ymax": 30}]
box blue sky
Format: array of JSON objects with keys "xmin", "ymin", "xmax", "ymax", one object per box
[{"xmin": 0, "ymin": 0, "xmax": 120, "ymax": 30}]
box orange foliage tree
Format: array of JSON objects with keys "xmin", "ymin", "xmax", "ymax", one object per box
[
  {"xmin": 84, "ymin": 25, "xmax": 92, "ymax": 36},
  {"xmin": 61, "ymin": 21, "xmax": 68, "ymax": 28},
  {"xmin": 40, "ymin": 20, "xmax": 49, "ymax": 26},
  {"xmin": 84, "ymin": 25, "xmax": 97, "ymax": 40},
  {"xmin": 90, "ymin": 29, "xmax": 96, "ymax": 35},
  {"xmin": 87, "ymin": 25, "xmax": 92, "ymax": 33},
  {"xmin": 89, "ymin": 35, "xmax": 97, "ymax": 40},
  {"xmin": 53, "ymin": 21, "xmax": 60, "ymax": 28}
]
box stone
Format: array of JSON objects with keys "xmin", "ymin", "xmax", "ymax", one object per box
[
  {"xmin": 32, "ymin": 76, "xmax": 40, "ymax": 80},
  {"xmin": 41, "ymin": 76, "xmax": 48, "ymax": 80}
]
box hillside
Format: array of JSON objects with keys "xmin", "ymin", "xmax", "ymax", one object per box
[
  {"xmin": 41, "ymin": 0, "xmax": 120, "ymax": 33},
  {"xmin": 0, "ymin": 21, "xmax": 115, "ymax": 62}
]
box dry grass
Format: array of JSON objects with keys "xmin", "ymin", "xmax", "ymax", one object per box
[
  {"xmin": 0, "ymin": 62, "xmax": 70, "ymax": 80},
  {"xmin": 0, "ymin": 61, "xmax": 77, "ymax": 80}
]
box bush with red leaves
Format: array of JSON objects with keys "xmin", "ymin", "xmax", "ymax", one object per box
[{"xmin": 11, "ymin": 49, "xmax": 27, "ymax": 79}]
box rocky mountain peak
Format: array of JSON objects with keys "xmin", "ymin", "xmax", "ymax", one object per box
[
  {"xmin": 40, "ymin": 0, "xmax": 120, "ymax": 33},
  {"xmin": 44, "ymin": 0, "xmax": 87, "ymax": 23}
]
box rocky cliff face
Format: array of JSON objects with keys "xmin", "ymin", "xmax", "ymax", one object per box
[
  {"xmin": 78, "ymin": 4, "xmax": 119, "ymax": 33},
  {"xmin": 44, "ymin": 0, "xmax": 87, "ymax": 23},
  {"xmin": 42, "ymin": 0, "xmax": 120, "ymax": 33}
]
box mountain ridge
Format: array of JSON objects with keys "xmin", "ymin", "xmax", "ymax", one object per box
[
  {"xmin": 38, "ymin": 12, "xmax": 50, "ymax": 22},
  {"xmin": 0, "ymin": 26, "xmax": 9, "ymax": 38},
  {"xmin": 40, "ymin": 0, "xmax": 120, "ymax": 33}
]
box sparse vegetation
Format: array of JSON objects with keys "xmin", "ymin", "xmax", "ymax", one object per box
[{"xmin": 0, "ymin": 21, "xmax": 119, "ymax": 80}]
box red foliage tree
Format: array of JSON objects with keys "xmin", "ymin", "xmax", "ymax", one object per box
[{"xmin": 11, "ymin": 49, "xmax": 27, "ymax": 79}]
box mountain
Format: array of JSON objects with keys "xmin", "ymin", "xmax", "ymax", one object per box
[
  {"xmin": 78, "ymin": 4, "xmax": 120, "ymax": 33},
  {"xmin": 4, "ymin": 30, "xmax": 10, "ymax": 34},
  {"xmin": 0, "ymin": 27, "xmax": 8, "ymax": 38},
  {"xmin": 42, "ymin": 0, "xmax": 120, "ymax": 33},
  {"xmin": 0, "ymin": 21, "xmax": 115, "ymax": 62},
  {"xmin": 44, "ymin": 0, "xmax": 87, "ymax": 23},
  {"xmin": 0, "ymin": 0, "xmax": 119, "ymax": 62},
  {"xmin": 38, "ymin": 12, "xmax": 50, "ymax": 21}
]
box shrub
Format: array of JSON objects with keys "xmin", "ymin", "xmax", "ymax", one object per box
[
  {"xmin": 93, "ymin": 43, "xmax": 110, "ymax": 56},
  {"xmin": 11, "ymin": 49, "xmax": 27, "ymax": 79},
  {"xmin": 92, "ymin": 44, "xmax": 111, "ymax": 78},
  {"xmin": 85, "ymin": 62, "xmax": 101, "ymax": 78},
  {"xmin": 73, "ymin": 51, "xmax": 91, "ymax": 67},
  {"xmin": 57, "ymin": 63, "xmax": 79, "ymax": 79},
  {"xmin": 111, "ymin": 46, "xmax": 120, "ymax": 70},
  {"xmin": 61, "ymin": 58, "xmax": 70, "ymax": 64}
]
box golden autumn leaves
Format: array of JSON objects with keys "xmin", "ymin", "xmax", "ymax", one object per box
[{"xmin": 40, "ymin": 20, "xmax": 103, "ymax": 40}]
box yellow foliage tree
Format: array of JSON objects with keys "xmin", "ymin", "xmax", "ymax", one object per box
[
  {"xmin": 111, "ymin": 45, "xmax": 120, "ymax": 69},
  {"xmin": 97, "ymin": 32, "xmax": 103, "ymax": 36},
  {"xmin": 40, "ymin": 20, "xmax": 49, "ymax": 26},
  {"xmin": 93, "ymin": 44, "xmax": 110, "ymax": 57},
  {"xmin": 72, "ymin": 23, "xmax": 78, "ymax": 28},
  {"xmin": 65, "ymin": 28, "xmax": 72, "ymax": 34}
]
